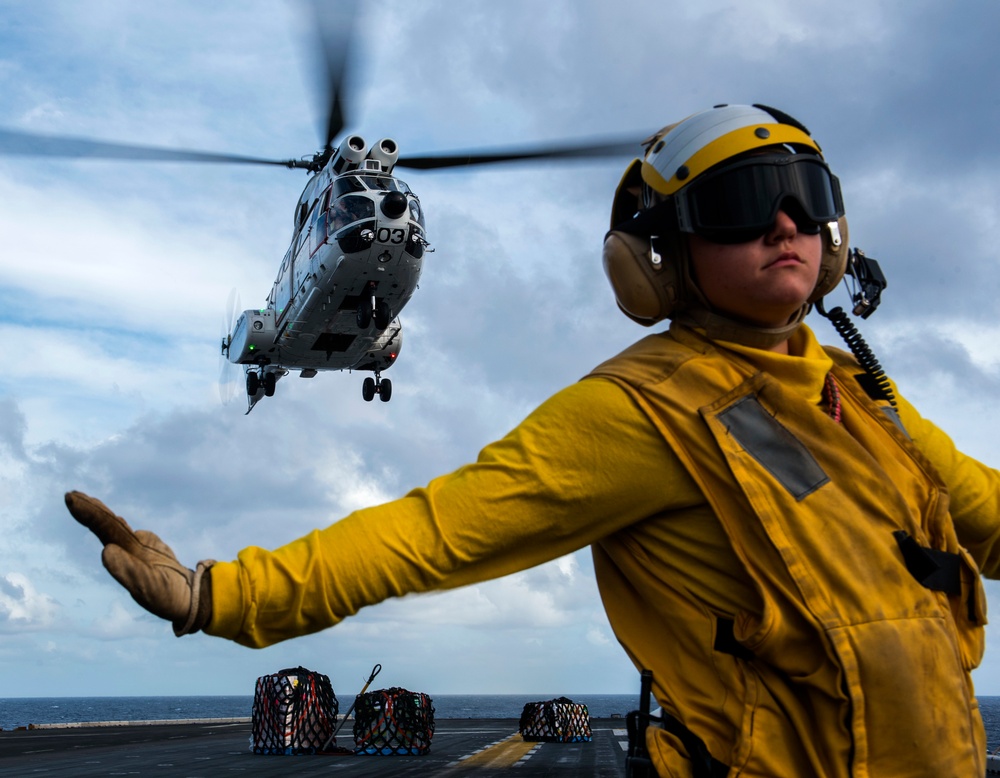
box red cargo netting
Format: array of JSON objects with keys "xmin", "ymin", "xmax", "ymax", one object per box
[
  {"xmin": 353, "ymin": 687, "xmax": 435, "ymax": 755},
  {"xmin": 252, "ymin": 666, "xmax": 339, "ymax": 754},
  {"xmin": 519, "ymin": 696, "xmax": 592, "ymax": 743}
]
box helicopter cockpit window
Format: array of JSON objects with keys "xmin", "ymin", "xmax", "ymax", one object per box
[
  {"xmin": 330, "ymin": 194, "xmax": 375, "ymax": 231},
  {"xmin": 357, "ymin": 174, "xmax": 412, "ymax": 195},
  {"xmin": 333, "ymin": 175, "xmax": 366, "ymax": 199},
  {"xmin": 408, "ymin": 198, "xmax": 425, "ymax": 229}
]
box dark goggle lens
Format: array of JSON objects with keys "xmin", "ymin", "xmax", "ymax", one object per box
[{"xmin": 680, "ymin": 155, "xmax": 843, "ymax": 244}]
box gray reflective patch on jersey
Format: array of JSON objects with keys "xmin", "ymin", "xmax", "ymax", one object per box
[{"xmin": 717, "ymin": 395, "xmax": 829, "ymax": 500}]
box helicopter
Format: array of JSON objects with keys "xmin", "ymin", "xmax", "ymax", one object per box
[{"xmin": 0, "ymin": 2, "xmax": 644, "ymax": 413}]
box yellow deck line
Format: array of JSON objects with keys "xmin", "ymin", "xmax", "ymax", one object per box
[{"xmin": 448, "ymin": 732, "xmax": 537, "ymax": 770}]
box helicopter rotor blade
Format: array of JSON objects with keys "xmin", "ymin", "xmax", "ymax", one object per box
[
  {"xmin": 396, "ymin": 135, "xmax": 648, "ymax": 171},
  {"xmin": 0, "ymin": 127, "xmax": 316, "ymax": 168},
  {"xmin": 309, "ymin": 0, "xmax": 360, "ymax": 151}
]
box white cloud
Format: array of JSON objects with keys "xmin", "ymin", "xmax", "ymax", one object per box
[{"xmin": 0, "ymin": 573, "xmax": 60, "ymax": 632}]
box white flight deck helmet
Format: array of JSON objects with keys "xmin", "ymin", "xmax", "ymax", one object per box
[{"xmin": 603, "ymin": 103, "xmax": 849, "ymax": 348}]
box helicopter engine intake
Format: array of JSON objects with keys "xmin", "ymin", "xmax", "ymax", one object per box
[
  {"xmin": 366, "ymin": 137, "xmax": 399, "ymax": 172},
  {"xmin": 330, "ymin": 134, "xmax": 367, "ymax": 175}
]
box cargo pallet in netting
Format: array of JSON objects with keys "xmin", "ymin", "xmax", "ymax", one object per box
[
  {"xmin": 519, "ymin": 697, "xmax": 592, "ymax": 743},
  {"xmin": 353, "ymin": 687, "xmax": 435, "ymax": 755},
  {"xmin": 251, "ymin": 667, "xmax": 339, "ymax": 755}
]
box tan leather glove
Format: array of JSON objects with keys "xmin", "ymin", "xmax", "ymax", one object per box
[{"xmin": 65, "ymin": 491, "xmax": 214, "ymax": 636}]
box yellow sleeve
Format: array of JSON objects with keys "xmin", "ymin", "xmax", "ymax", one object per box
[
  {"xmin": 206, "ymin": 377, "xmax": 704, "ymax": 647},
  {"xmin": 895, "ymin": 391, "xmax": 1000, "ymax": 577}
]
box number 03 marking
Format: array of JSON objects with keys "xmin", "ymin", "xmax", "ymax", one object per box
[{"xmin": 377, "ymin": 227, "xmax": 405, "ymax": 244}]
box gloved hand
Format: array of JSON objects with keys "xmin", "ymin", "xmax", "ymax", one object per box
[{"xmin": 65, "ymin": 491, "xmax": 214, "ymax": 636}]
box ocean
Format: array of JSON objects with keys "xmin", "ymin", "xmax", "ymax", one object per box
[
  {"xmin": 4, "ymin": 695, "xmax": 1000, "ymax": 752},
  {"xmin": 0, "ymin": 694, "xmax": 639, "ymax": 732}
]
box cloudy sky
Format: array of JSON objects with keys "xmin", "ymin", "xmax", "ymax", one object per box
[{"xmin": 2, "ymin": 0, "xmax": 1000, "ymax": 701}]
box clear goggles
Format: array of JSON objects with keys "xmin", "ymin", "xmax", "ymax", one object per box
[{"xmin": 673, "ymin": 154, "xmax": 844, "ymax": 244}]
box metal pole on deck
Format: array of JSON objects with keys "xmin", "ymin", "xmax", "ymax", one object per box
[{"xmin": 321, "ymin": 662, "xmax": 381, "ymax": 752}]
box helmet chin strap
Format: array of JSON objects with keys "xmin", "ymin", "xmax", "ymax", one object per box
[{"xmin": 673, "ymin": 303, "xmax": 809, "ymax": 350}]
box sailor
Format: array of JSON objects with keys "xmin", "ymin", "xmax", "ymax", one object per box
[{"xmin": 66, "ymin": 104, "xmax": 999, "ymax": 777}]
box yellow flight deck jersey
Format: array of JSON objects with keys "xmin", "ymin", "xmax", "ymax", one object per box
[{"xmin": 206, "ymin": 323, "xmax": 1000, "ymax": 777}]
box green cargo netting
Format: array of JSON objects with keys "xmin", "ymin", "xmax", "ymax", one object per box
[
  {"xmin": 519, "ymin": 696, "xmax": 592, "ymax": 743},
  {"xmin": 252, "ymin": 667, "xmax": 339, "ymax": 754},
  {"xmin": 353, "ymin": 686, "xmax": 435, "ymax": 755}
]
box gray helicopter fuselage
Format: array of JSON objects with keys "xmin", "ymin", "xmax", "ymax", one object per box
[{"xmin": 225, "ymin": 136, "xmax": 428, "ymax": 403}]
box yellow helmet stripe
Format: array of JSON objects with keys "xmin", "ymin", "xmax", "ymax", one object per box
[{"xmin": 642, "ymin": 124, "xmax": 821, "ymax": 196}]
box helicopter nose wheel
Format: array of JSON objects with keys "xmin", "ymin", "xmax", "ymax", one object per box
[
  {"xmin": 362, "ymin": 373, "xmax": 392, "ymax": 402},
  {"xmin": 356, "ymin": 283, "xmax": 392, "ymax": 330}
]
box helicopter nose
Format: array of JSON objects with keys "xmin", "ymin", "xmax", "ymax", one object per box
[{"xmin": 380, "ymin": 191, "xmax": 408, "ymax": 219}]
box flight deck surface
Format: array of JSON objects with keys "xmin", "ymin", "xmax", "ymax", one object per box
[{"xmin": 0, "ymin": 718, "xmax": 630, "ymax": 776}]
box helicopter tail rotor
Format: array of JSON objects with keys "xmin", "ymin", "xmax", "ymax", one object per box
[{"xmin": 218, "ymin": 288, "xmax": 242, "ymax": 405}]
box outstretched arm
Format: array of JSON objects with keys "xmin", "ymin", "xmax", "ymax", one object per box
[{"xmin": 69, "ymin": 378, "xmax": 701, "ymax": 647}]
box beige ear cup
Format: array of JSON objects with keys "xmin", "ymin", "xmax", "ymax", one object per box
[
  {"xmin": 809, "ymin": 216, "xmax": 850, "ymax": 302},
  {"xmin": 602, "ymin": 231, "xmax": 680, "ymax": 326}
]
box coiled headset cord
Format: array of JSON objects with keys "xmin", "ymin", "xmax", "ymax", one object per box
[{"xmin": 815, "ymin": 299, "xmax": 897, "ymax": 408}]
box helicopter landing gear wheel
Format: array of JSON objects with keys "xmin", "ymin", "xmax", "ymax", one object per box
[
  {"xmin": 246, "ymin": 371, "xmax": 260, "ymax": 396},
  {"xmin": 356, "ymin": 300, "xmax": 372, "ymax": 329},
  {"xmin": 362, "ymin": 373, "xmax": 392, "ymax": 402},
  {"xmin": 357, "ymin": 281, "xmax": 378, "ymax": 329},
  {"xmin": 263, "ymin": 372, "xmax": 277, "ymax": 397},
  {"xmin": 374, "ymin": 299, "xmax": 392, "ymax": 330}
]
